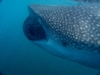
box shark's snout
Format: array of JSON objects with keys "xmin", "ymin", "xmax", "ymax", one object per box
[{"xmin": 23, "ymin": 16, "xmax": 46, "ymax": 41}]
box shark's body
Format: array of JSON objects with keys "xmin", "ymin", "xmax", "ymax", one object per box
[{"xmin": 23, "ymin": 4, "xmax": 100, "ymax": 70}]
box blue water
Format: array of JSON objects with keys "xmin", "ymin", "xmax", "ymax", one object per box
[{"xmin": 0, "ymin": 0, "xmax": 100, "ymax": 75}]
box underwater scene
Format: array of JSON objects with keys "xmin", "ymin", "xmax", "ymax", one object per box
[{"xmin": 0, "ymin": 0, "xmax": 100, "ymax": 75}]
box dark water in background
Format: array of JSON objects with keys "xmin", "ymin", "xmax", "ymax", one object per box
[{"xmin": 0, "ymin": 0, "xmax": 100, "ymax": 75}]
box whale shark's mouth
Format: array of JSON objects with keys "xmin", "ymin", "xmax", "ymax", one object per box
[{"xmin": 23, "ymin": 15, "xmax": 47, "ymax": 41}]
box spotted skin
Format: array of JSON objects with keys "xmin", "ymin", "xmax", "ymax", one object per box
[{"xmin": 29, "ymin": 4, "xmax": 100, "ymax": 52}]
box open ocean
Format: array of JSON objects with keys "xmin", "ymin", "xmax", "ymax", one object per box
[{"xmin": 0, "ymin": 0, "xmax": 100, "ymax": 75}]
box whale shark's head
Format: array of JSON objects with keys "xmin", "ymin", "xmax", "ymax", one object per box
[{"xmin": 23, "ymin": 4, "xmax": 100, "ymax": 70}]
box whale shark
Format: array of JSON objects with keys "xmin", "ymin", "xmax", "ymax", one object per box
[{"xmin": 23, "ymin": 4, "xmax": 100, "ymax": 70}]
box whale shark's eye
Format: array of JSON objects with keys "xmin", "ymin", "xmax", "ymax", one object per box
[
  {"xmin": 23, "ymin": 16, "xmax": 46, "ymax": 41},
  {"xmin": 62, "ymin": 42, "xmax": 67, "ymax": 46}
]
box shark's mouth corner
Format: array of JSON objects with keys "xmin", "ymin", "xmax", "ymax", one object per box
[{"xmin": 23, "ymin": 15, "xmax": 47, "ymax": 41}]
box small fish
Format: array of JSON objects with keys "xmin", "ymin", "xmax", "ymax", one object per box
[{"xmin": 23, "ymin": 4, "xmax": 100, "ymax": 70}]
